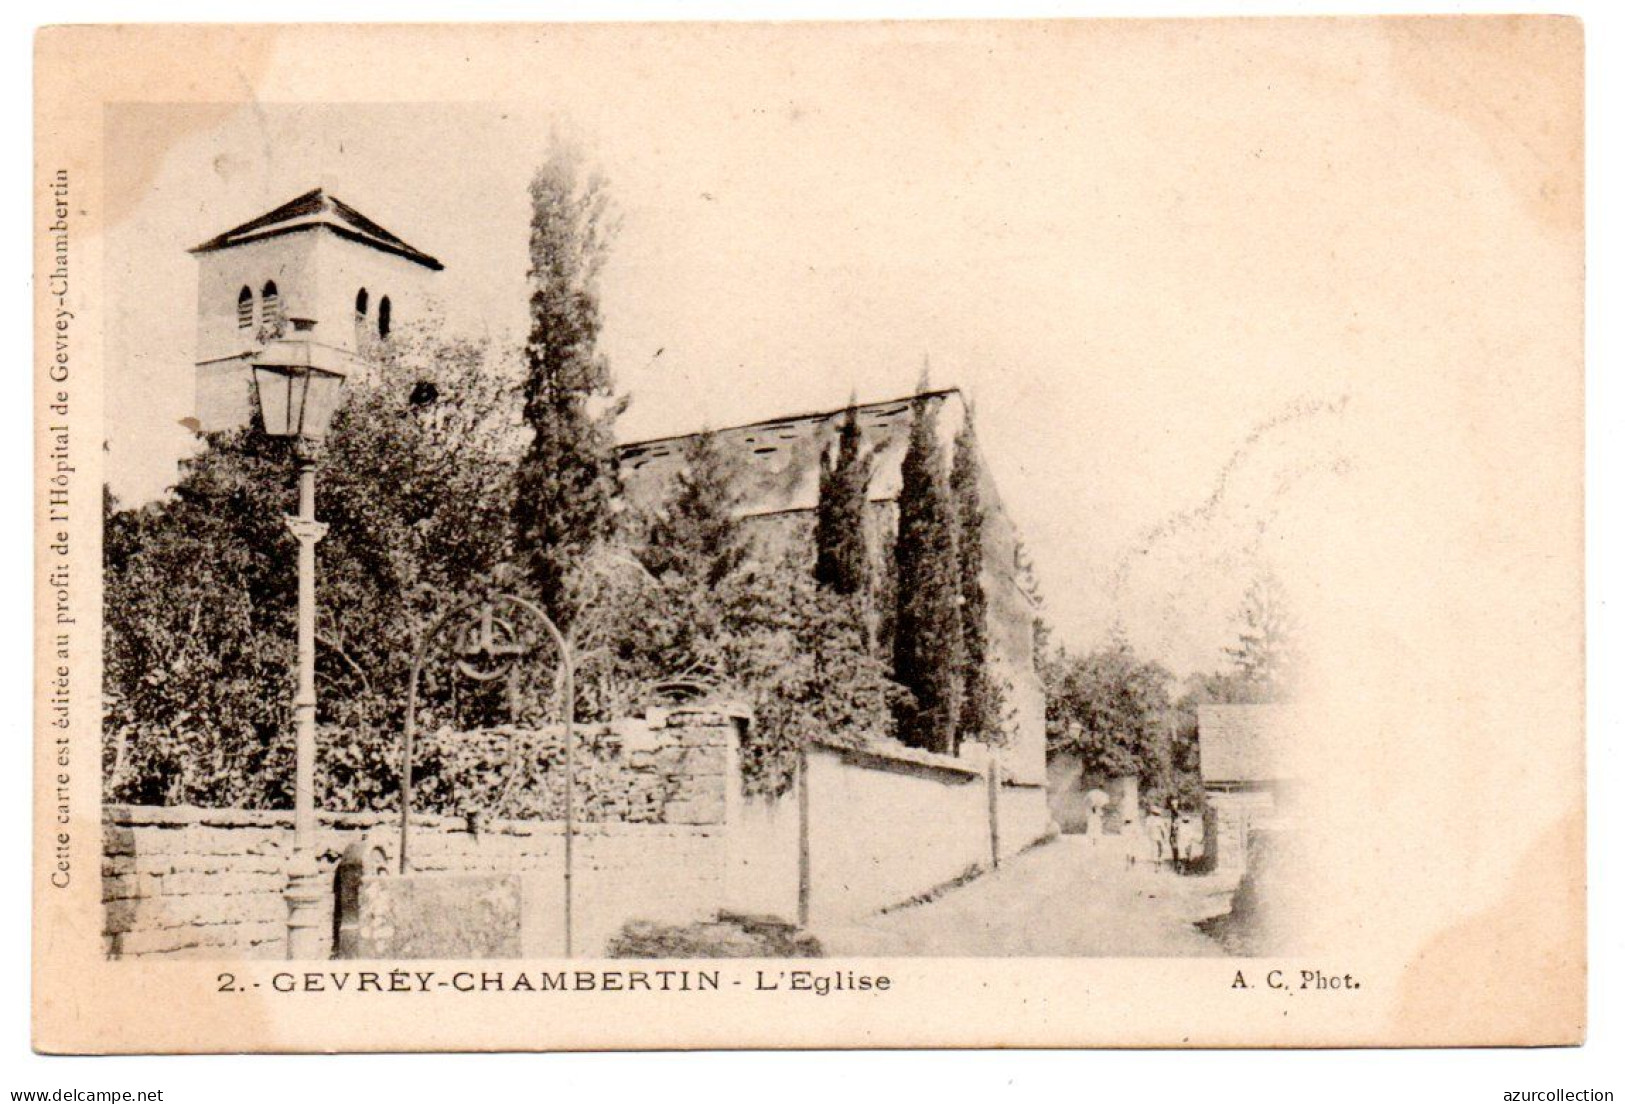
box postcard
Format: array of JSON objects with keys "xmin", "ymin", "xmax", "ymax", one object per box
[{"xmin": 33, "ymin": 18, "xmax": 1584, "ymax": 1051}]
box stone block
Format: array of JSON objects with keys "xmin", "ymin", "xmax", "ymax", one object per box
[
  {"xmin": 103, "ymin": 897, "xmax": 143, "ymax": 934},
  {"xmin": 195, "ymin": 918, "xmax": 285, "ymax": 948},
  {"xmin": 113, "ymin": 925, "xmax": 199, "ymax": 957},
  {"xmin": 102, "ymin": 871, "xmax": 161, "ymax": 902},
  {"xmin": 120, "ymin": 853, "xmax": 179, "ymax": 877},
  {"xmin": 102, "ymin": 829, "xmax": 137, "ymax": 857},
  {"xmin": 357, "ymin": 874, "xmax": 521, "ymax": 959}
]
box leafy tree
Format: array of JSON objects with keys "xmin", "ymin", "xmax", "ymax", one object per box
[
  {"xmin": 103, "ymin": 318, "xmax": 523, "ymax": 810},
  {"xmin": 1225, "ymin": 568, "xmax": 1300, "ymax": 699},
  {"xmin": 558, "ymin": 421, "xmax": 901, "ymax": 795},
  {"xmin": 715, "ymin": 554, "xmax": 903, "ymax": 796},
  {"xmin": 1044, "ymin": 637, "xmax": 1174, "ymax": 784},
  {"xmin": 892, "ymin": 393, "xmax": 965, "ymax": 754},
  {"xmin": 565, "ymin": 431, "xmax": 744, "ymax": 716},
  {"xmin": 567, "ymin": 527, "xmax": 900, "ymax": 797},
  {"xmin": 512, "ymin": 139, "xmax": 622, "ymax": 633},
  {"xmin": 1182, "ymin": 669, "xmax": 1268, "ymax": 709},
  {"xmin": 102, "ymin": 433, "xmax": 296, "ymax": 807},
  {"xmin": 950, "ymin": 415, "xmax": 1001, "ymax": 746},
  {"xmin": 814, "ymin": 402, "xmax": 873, "ymax": 598}
]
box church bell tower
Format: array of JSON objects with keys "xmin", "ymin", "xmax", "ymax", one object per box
[{"xmin": 190, "ymin": 189, "xmax": 443, "ymax": 431}]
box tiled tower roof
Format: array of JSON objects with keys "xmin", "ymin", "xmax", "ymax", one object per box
[{"xmin": 190, "ymin": 188, "xmax": 444, "ymax": 270}]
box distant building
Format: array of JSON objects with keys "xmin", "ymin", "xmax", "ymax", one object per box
[
  {"xmin": 617, "ymin": 388, "xmax": 1048, "ymax": 786},
  {"xmin": 1197, "ymin": 703, "xmax": 1299, "ymax": 872},
  {"xmin": 190, "ymin": 189, "xmax": 443, "ymax": 432}
]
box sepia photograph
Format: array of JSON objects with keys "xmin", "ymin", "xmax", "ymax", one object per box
[{"xmin": 96, "ymin": 94, "xmax": 1318, "ymax": 964}]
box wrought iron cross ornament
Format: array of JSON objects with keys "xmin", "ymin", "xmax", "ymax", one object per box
[{"xmin": 453, "ymin": 601, "xmax": 527, "ymax": 682}]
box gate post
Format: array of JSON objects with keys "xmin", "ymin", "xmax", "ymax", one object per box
[
  {"xmin": 988, "ymin": 754, "xmax": 1002, "ymax": 868},
  {"xmin": 797, "ymin": 745, "xmax": 811, "ymax": 928},
  {"xmin": 332, "ymin": 842, "xmax": 366, "ymax": 959}
]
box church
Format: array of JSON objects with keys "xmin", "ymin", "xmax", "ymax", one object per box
[{"xmin": 188, "ymin": 191, "xmax": 1047, "ymax": 787}]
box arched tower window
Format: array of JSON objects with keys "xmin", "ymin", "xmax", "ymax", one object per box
[
  {"xmin": 236, "ymin": 286, "xmax": 254, "ymax": 329},
  {"xmin": 355, "ymin": 288, "xmax": 369, "ymax": 319},
  {"xmin": 261, "ymin": 281, "xmax": 283, "ymax": 333},
  {"xmin": 378, "ymin": 296, "xmax": 392, "ymax": 339}
]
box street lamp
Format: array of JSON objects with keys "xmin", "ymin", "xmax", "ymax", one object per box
[{"xmin": 252, "ymin": 328, "xmax": 354, "ymax": 959}]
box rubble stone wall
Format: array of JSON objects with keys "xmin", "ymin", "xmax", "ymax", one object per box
[{"xmin": 103, "ymin": 709, "xmax": 740, "ymax": 959}]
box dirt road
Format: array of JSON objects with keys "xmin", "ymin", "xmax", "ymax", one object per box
[{"xmin": 814, "ymin": 834, "xmax": 1236, "ymax": 957}]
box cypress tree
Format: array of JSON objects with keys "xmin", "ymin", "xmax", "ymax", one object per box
[
  {"xmin": 950, "ymin": 416, "xmax": 994, "ymax": 747},
  {"xmin": 645, "ymin": 430, "xmax": 743, "ymax": 587},
  {"xmin": 892, "ymin": 393, "xmax": 964, "ymax": 754},
  {"xmin": 814, "ymin": 402, "xmax": 873, "ymax": 597},
  {"xmin": 512, "ymin": 142, "xmax": 620, "ymax": 632}
]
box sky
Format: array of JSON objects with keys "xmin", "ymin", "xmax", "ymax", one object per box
[{"xmin": 100, "ymin": 20, "xmax": 1571, "ymax": 677}]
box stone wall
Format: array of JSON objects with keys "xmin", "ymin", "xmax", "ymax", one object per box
[
  {"xmin": 411, "ymin": 708, "xmax": 735, "ymax": 824},
  {"xmin": 104, "ymin": 804, "xmax": 731, "ymax": 962},
  {"xmin": 104, "ymin": 708, "xmax": 740, "ymax": 960},
  {"xmin": 725, "ymin": 741, "xmax": 1055, "ymax": 928},
  {"xmin": 803, "ymin": 741, "xmax": 992, "ymax": 924},
  {"xmin": 723, "ymin": 789, "xmax": 803, "ymax": 922},
  {"xmin": 997, "ymin": 783, "xmax": 1054, "ymax": 862},
  {"xmin": 103, "ymin": 707, "xmax": 1055, "ymax": 958},
  {"xmin": 399, "ymin": 820, "xmax": 727, "ymax": 956},
  {"xmin": 102, "ymin": 805, "xmax": 382, "ymax": 959},
  {"xmin": 1205, "ymin": 786, "xmax": 1278, "ymax": 872},
  {"xmin": 1216, "ymin": 824, "xmax": 1306, "ymax": 954}
]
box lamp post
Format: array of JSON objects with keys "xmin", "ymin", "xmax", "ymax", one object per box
[{"xmin": 251, "ymin": 328, "xmax": 354, "ymax": 960}]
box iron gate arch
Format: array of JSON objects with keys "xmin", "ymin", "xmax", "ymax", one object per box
[{"xmin": 396, "ymin": 590, "xmax": 578, "ymax": 955}]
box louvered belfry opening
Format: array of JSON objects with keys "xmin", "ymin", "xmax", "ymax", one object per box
[{"xmin": 261, "ymin": 280, "xmax": 282, "ymax": 331}]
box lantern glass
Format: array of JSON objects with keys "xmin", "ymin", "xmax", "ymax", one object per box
[
  {"xmin": 253, "ymin": 364, "xmax": 347, "ymax": 440},
  {"xmin": 299, "ymin": 368, "xmax": 346, "ymax": 440},
  {"xmin": 252, "ymin": 364, "xmax": 300, "ymax": 438}
]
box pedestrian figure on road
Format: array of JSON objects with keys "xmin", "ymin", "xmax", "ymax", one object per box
[
  {"xmin": 1083, "ymin": 788, "xmax": 1110, "ymax": 846},
  {"xmin": 1145, "ymin": 806, "xmax": 1171, "ymax": 872},
  {"xmin": 1122, "ymin": 801, "xmax": 1147, "ymax": 869},
  {"xmin": 1173, "ymin": 810, "xmax": 1200, "ymax": 874},
  {"xmin": 1184, "ymin": 812, "xmax": 1206, "ymax": 870}
]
